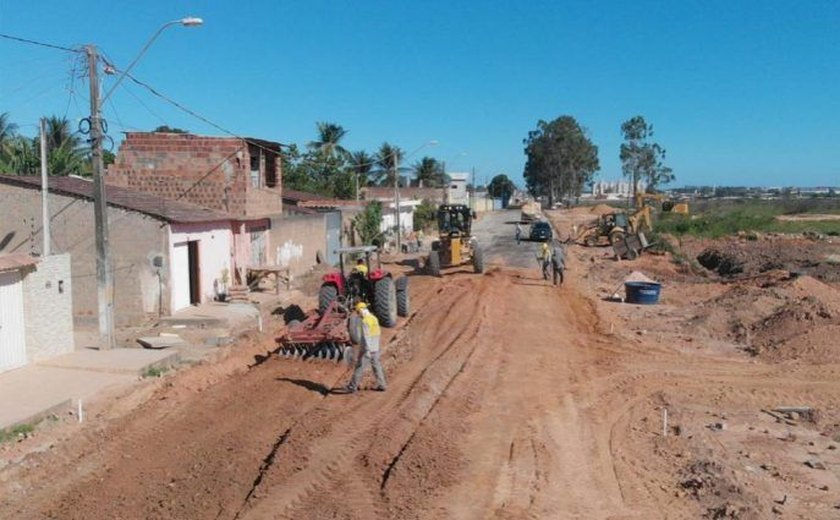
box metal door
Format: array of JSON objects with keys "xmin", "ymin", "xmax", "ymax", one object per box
[
  {"xmin": 171, "ymin": 242, "xmax": 191, "ymax": 312},
  {"xmin": 325, "ymin": 212, "xmax": 341, "ymax": 266},
  {"xmin": 0, "ymin": 271, "xmax": 27, "ymax": 372}
]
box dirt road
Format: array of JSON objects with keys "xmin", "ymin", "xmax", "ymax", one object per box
[{"xmin": 2, "ymin": 210, "xmax": 838, "ymax": 519}]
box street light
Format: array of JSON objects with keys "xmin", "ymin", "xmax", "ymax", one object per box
[
  {"xmin": 87, "ymin": 17, "xmax": 202, "ymax": 349},
  {"xmin": 394, "ymin": 140, "xmax": 438, "ymax": 252}
]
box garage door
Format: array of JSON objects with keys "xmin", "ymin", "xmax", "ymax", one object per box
[
  {"xmin": 0, "ymin": 270, "xmax": 27, "ymax": 372},
  {"xmin": 171, "ymin": 242, "xmax": 191, "ymax": 312}
]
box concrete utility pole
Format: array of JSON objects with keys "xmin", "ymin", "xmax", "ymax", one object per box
[
  {"xmin": 39, "ymin": 118, "xmax": 50, "ymax": 256},
  {"xmin": 86, "ymin": 44, "xmax": 115, "ymax": 350},
  {"xmin": 394, "ymin": 155, "xmax": 401, "ymax": 253}
]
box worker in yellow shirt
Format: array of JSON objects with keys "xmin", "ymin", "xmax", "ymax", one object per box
[{"xmin": 343, "ymin": 302, "xmax": 387, "ymax": 393}]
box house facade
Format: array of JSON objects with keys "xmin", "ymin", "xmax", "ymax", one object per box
[
  {"xmin": 0, "ymin": 175, "xmax": 268, "ymax": 325},
  {"xmin": 108, "ymin": 132, "xmax": 284, "ymax": 218}
]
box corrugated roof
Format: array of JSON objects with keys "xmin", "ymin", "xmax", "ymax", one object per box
[
  {"xmin": 0, "ymin": 253, "xmax": 38, "ymax": 273},
  {"xmin": 0, "ymin": 175, "xmax": 233, "ymax": 224}
]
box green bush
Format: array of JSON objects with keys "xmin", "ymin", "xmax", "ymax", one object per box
[{"xmin": 413, "ymin": 199, "xmax": 437, "ymax": 231}]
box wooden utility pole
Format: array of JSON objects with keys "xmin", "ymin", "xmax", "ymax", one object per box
[
  {"xmin": 86, "ymin": 44, "xmax": 115, "ymax": 350},
  {"xmin": 39, "ymin": 118, "xmax": 50, "ymax": 256}
]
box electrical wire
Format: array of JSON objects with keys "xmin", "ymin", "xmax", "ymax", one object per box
[{"xmin": 0, "ymin": 33, "xmax": 81, "ymax": 53}]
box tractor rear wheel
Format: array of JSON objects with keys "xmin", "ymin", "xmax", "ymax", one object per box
[
  {"xmin": 610, "ymin": 230, "xmax": 625, "ymax": 246},
  {"xmin": 374, "ymin": 277, "xmax": 398, "ymax": 327},
  {"xmin": 473, "ymin": 245, "xmax": 485, "ymax": 273},
  {"xmin": 318, "ymin": 284, "xmax": 338, "ymax": 314},
  {"xmin": 427, "ymin": 250, "xmax": 441, "ymax": 277},
  {"xmin": 396, "ymin": 276, "xmax": 410, "ymax": 317}
]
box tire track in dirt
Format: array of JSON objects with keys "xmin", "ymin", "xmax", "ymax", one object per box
[{"xmin": 238, "ymin": 275, "xmax": 490, "ymax": 518}]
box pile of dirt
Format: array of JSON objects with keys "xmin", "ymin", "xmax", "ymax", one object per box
[
  {"xmin": 690, "ymin": 238, "xmax": 840, "ymax": 283},
  {"xmin": 590, "ymin": 203, "xmax": 618, "ymax": 215}
]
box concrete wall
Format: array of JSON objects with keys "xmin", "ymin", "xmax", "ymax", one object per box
[
  {"xmin": 22, "ymin": 254, "xmax": 74, "ymax": 361},
  {"xmin": 108, "ymin": 133, "xmax": 282, "ymax": 218},
  {"xmin": 0, "ymin": 185, "xmax": 168, "ymax": 326},
  {"xmin": 268, "ymin": 214, "xmax": 326, "ymax": 277},
  {"xmin": 169, "ymin": 223, "xmax": 233, "ymax": 306}
]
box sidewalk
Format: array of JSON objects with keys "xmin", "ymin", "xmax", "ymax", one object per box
[{"xmin": 0, "ymin": 348, "xmax": 177, "ymax": 430}]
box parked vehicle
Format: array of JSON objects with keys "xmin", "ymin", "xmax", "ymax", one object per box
[{"xmin": 529, "ymin": 221, "xmax": 553, "ymax": 242}]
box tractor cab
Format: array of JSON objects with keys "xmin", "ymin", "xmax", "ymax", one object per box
[{"xmin": 437, "ymin": 204, "xmax": 473, "ymax": 237}]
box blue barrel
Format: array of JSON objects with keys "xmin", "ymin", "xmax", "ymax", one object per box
[{"xmin": 624, "ymin": 281, "xmax": 661, "ymax": 304}]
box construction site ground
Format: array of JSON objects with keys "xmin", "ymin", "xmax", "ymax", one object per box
[{"xmin": 1, "ymin": 208, "xmax": 839, "ymax": 519}]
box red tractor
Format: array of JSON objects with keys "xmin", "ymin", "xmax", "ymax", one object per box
[{"xmin": 317, "ymin": 246, "xmax": 409, "ymax": 328}]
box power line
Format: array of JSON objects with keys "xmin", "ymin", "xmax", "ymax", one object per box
[{"xmin": 0, "ymin": 33, "xmax": 80, "ymax": 53}]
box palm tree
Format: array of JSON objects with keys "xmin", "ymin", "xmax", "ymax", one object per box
[
  {"xmin": 0, "ymin": 112, "xmax": 18, "ymax": 165},
  {"xmin": 374, "ymin": 142, "xmax": 404, "ymax": 187},
  {"xmin": 39, "ymin": 116, "xmax": 85, "ymax": 176},
  {"xmin": 412, "ymin": 156, "xmax": 445, "ymax": 187},
  {"xmin": 307, "ymin": 122, "xmax": 349, "ymax": 159},
  {"xmin": 349, "ymin": 150, "xmax": 375, "ymax": 200}
]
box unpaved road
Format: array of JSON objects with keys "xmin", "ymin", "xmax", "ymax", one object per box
[{"xmin": 2, "ymin": 210, "xmax": 839, "ymax": 519}]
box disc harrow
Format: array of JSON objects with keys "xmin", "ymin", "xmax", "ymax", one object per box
[{"xmin": 276, "ymin": 300, "xmax": 354, "ymax": 364}]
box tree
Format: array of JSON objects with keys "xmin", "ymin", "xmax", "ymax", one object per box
[
  {"xmin": 153, "ymin": 125, "xmax": 188, "ymax": 133},
  {"xmin": 522, "ymin": 116, "xmax": 599, "ymax": 205},
  {"xmin": 0, "ymin": 112, "xmax": 17, "ymax": 153},
  {"xmin": 308, "ymin": 122, "xmax": 349, "ymax": 160},
  {"xmin": 0, "ymin": 114, "xmax": 85, "ymax": 176},
  {"xmin": 412, "ymin": 156, "xmax": 446, "ymax": 187},
  {"xmin": 354, "ymin": 201, "xmax": 384, "ymax": 246},
  {"xmin": 349, "ymin": 150, "xmax": 375, "ymax": 198},
  {"xmin": 619, "ymin": 115, "xmax": 674, "ymax": 197},
  {"xmin": 413, "ymin": 199, "xmax": 438, "ymax": 231},
  {"xmin": 487, "ymin": 174, "xmax": 516, "ymax": 203},
  {"xmin": 373, "ymin": 142, "xmax": 404, "ymax": 187}
]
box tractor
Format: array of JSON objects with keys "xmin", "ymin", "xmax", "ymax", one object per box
[
  {"xmin": 317, "ymin": 245, "xmax": 408, "ymax": 328},
  {"xmin": 426, "ymin": 204, "xmax": 484, "ymax": 276},
  {"xmin": 276, "ymin": 246, "xmax": 408, "ymax": 363},
  {"xmin": 575, "ymin": 206, "xmax": 652, "ymax": 247}
]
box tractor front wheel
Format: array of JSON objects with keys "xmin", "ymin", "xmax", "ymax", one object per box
[
  {"xmin": 473, "ymin": 245, "xmax": 485, "ymax": 274},
  {"xmin": 396, "ymin": 276, "xmax": 410, "ymax": 317},
  {"xmin": 318, "ymin": 284, "xmax": 338, "ymax": 314},
  {"xmin": 374, "ymin": 277, "xmax": 398, "ymax": 327},
  {"xmin": 427, "ymin": 250, "xmax": 441, "ymax": 277}
]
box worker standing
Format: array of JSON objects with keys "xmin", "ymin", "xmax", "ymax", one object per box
[
  {"xmin": 539, "ymin": 241, "xmax": 552, "ymax": 280},
  {"xmin": 515, "ymin": 222, "xmax": 522, "ymax": 245},
  {"xmin": 344, "ymin": 302, "xmax": 387, "ymax": 393},
  {"xmin": 551, "ymin": 241, "xmax": 566, "ymax": 286}
]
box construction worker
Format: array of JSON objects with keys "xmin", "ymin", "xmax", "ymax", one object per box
[
  {"xmin": 344, "ymin": 302, "xmax": 387, "ymax": 393},
  {"xmin": 539, "ymin": 241, "xmax": 552, "ymax": 280},
  {"xmin": 515, "ymin": 222, "xmax": 522, "ymax": 245},
  {"xmin": 551, "ymin": 241, "xmax": 566, "ymax": 286},
  {"xmin": 352, "ymin": 258, "xmax": 368, "ymax": 277}
]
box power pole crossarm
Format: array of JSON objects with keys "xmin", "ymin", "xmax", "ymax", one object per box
[{"xmin": 87, "ymin": 44, "xmax": 115, "ymax": 350}]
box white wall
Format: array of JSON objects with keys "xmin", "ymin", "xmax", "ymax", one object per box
[
  {"xmin": 380, "ymin": 202, "xmax": 419, "ymax": 235},
  {"xmin": 168, "ymin": 223, "xmax": 232, "ymax": 311},
  {"xmin": 22, "ymin": 254, "xmax": 74, "ymax": 361}
]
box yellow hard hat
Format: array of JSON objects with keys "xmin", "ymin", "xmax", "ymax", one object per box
[{"xmin": 355, "ymin": 302, "xmax": 368, "ymax": 311}]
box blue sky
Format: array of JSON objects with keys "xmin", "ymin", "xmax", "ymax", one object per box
[{"xmin": 2, "ymin": 0, "xmax": 838, "ymax": 188}]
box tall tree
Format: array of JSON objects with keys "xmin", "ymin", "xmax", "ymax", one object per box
[
  {"xmin": 619, "ymin": 115, "xmax": 674, "ymax": 197},
  {"xmin": 523, "ymin": 116, "xmax": 600, "ymax": 205},
  {"xmin": 412, "ymin": 156, "xmax": 446, "ymax": 187},
  {"xmin": 487, "ymin": 174, "xmax": 516, "ymax": 202},
  {"xmin": 373, "ymin": 142, "xmax": 404, "ymax": 187},
  {"xmin": 349, "ymin": 150, "xmax": 375, "ymax": 197},
  {"xmin": 308, "ymin": 122, "xmax": 349, "ymax": 159}
]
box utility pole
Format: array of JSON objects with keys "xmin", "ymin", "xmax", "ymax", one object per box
[
  {"xmin": 470, "ymin": 167, "xmax": 476, "ymax": 212},
  {"xmin": 39, "ymin": 118, "xmax": 50, "ymax": 256},
  {"xmin": 394, "ymin": 154, "xmax": 401, "ymax": 252},
  {"xmin": 86, "ymin": 44, "xmax": 115, "ymax": 350}
]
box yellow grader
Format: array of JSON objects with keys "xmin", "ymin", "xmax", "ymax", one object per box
[{"xmin": 426, "ymin": 204, "xmax": 484, "ymax": 276}]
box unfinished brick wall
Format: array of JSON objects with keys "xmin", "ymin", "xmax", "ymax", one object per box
[{"xmin": 108, "ymin": 133, "xmax": 282, "ymax": 217}]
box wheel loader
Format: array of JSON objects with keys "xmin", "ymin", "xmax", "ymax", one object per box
[
  {"xmin": 426, "ymin": 204, "xmax": 484, "ymax": 276},
  {"xmin": 574, "ymin": 206, "xmax": 652, "ymax": 247}
]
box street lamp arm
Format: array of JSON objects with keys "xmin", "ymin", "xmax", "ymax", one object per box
[{"xmin": 101, "ymin": 17, "xmax": 202, "ymax": 104}]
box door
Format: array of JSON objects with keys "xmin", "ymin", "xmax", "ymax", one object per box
[
  {"xmin": 249, "ymin": 228, "xmax": 267, "ymax": 266},
  {"xmin": 188, "ymin": 240, "xmax": 201, "ymax": 305},
  {"xmin": 325, "ymin": 211, "xmax": 341, "ymax": 266},
  {"xmin": 0, "ymin": 271, "xmax": 27, "ymax": 372},
  {"xmin": 171, "ymin": 242, "xmax": 191, "ymax": 311}
]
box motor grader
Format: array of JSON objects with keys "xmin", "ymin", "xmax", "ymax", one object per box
[{"xmin": 426, "ymin": 204, "xmax": 484, "ymax": 276}]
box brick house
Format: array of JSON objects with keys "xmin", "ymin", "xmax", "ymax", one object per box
[
  {"xmin": 108, "ymin": 132, "xmax": 284, "ymax": 218},
  {"xmin": 0, "ymin": 175, "xmax": 269, "ymax": 325}
]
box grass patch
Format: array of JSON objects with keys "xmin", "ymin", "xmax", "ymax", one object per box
[
  {"xmin": 654, "ymin": 199, "xmax": 840, "ymax": 238},
  {"xmin": 142, "ymin": 365, "xmax": 169, "ymax": 378},
  {"xmin": 0, "ymin": 423, "xmax": 35, "ymax": 444}
]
